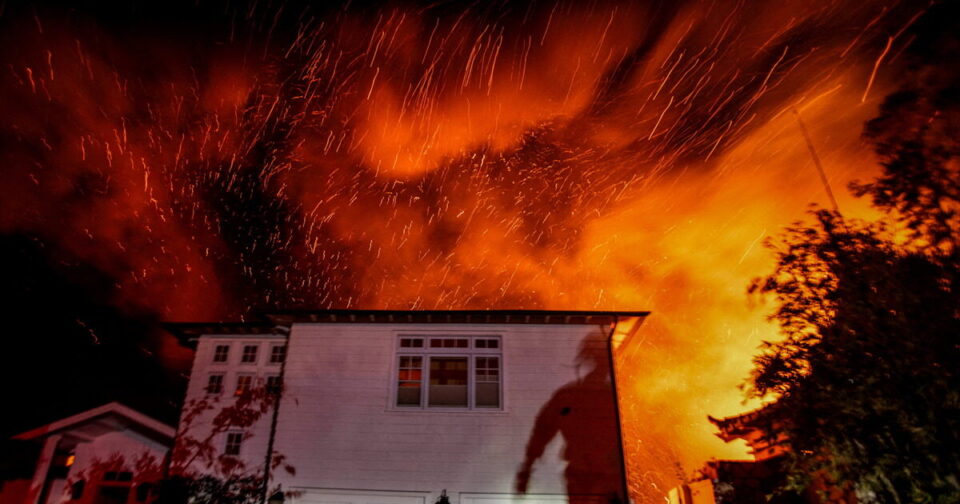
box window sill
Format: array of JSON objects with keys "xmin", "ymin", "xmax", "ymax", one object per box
[{"xmin": 385, "ymin": 406, "xmax": 508, "ymax": 414}]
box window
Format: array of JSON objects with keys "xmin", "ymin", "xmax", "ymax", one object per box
[
  {"xmin": 213, "ymin": 344, "xmax": 230, "ymax": 363},
  {"xmin": 395, "ymin": 335, "xmax": 502, "ymax": 409},
  {"xmin": 224, "ymin": 432, "xmax": 243, "ymax": 456},
  {"xmin": 399, "ymin": 337, "xmax": 423, "ymax": 348},
  {"xmin": 429, "ymin": 337, "xmax": 469, "ymax": 348},
  {"xmin": 475, "ymin": 356, "xmax": 501, "ymax": 408},
  {"xmin": 269, "ymin": 344, "xmax": 286, "ymax": 364},
  {"xmin": 135, "ymin": 483, "xmax": 154, "ymax": 502},
  {"xmin": 397, "ymin": 356, "xmax": 423, "ymax": 406},
  {"xmin": 475, "ymin": 338, "xmax": 499, "ymax": 349},
  {"xmin": 266, "ymin": 375, "xmax": 282, "ymax": 395},
  {"xmin": 241, "ymin": 345, "xmax": 259, "ymax": 363},
  {"xmin": 206, "ymin": 374, "xmax": 224, "ymax": 395},
  {"xmin": 71, "ymin": 480, "xmax": 85, "ymax": 500},
  {"xmin": 235, "ymin": 374, "xmax": 254, "ymax": 396},
  {"xmin": 103, "ymin": 471, "xmax": 133, "ymax": 482}
]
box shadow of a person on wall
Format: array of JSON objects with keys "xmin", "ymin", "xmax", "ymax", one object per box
[{"xmin": 515, "ymin": 330, "xmax": 624, "ymax": 504}]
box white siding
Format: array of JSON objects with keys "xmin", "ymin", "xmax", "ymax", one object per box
[
  {"xmin": 177, "ymin": 334, "xmax": 286, "ymax": 476},
  {"xmin": 272, "ymin": 323, "xmax": 622, "ymax": 504}
]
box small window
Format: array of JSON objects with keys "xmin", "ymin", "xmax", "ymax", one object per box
[
  {"xmin": 475, "ymin": 338, "xmax": 499, "ymax": 349},
  {"xmin": 241, "ymin": 345, "xmax": 259, "ymax": 363},
  {"xmin": 399, "ymin": 338, "xmax": 423, "ymax": 348},
  {"xmin": 235, "ymin": 375, "xmax": 254, "ymax": 396},
  {"xmin": 266, "ymin": 375, "xmax": 282, "ymax": 395},
  {"xmin": 430, "ymin": 338, "xmax": 469, "ymax": 348},
  {"xmin": 224, "ymin": 432, "xmax": 243, "ymax": 456},
  {"xmin": 136, "ymin": 483, "xmax": 154, "ymax": 502},
  {"xmin": 71, "ymin": 480, "xmax": 85, "ymax": 500},
  {"xmin": 206, "ymin": 374, "xmax": 224, "ymax": 395},
  {"xmin": 103, "ymin": 471, "xmax": 131, "ymax": 482},
  {"xmin": 213, "ymin": 344, "xmax": 230, "ymax": 363},
  {"xmin": 269, "ymin": 345, "xmax": 286, "ymax": 364}
]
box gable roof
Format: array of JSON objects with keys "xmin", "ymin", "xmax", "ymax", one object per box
[
  {"xmin": 13, "ymin": 402, "xmax": 176, "ymax": 445},
  {"xmin": 166, "ymin": 309, "xmax": 650, "ymax": 347}
]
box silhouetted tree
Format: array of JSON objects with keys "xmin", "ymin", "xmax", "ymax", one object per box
[{"xmin": 746, "ymin": 4, "xmax": 960, "ymax": 502}]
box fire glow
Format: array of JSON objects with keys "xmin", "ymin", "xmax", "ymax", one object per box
[{"xmin": 0, "ymin": 1, "xmax": 924, "ymax": 501}]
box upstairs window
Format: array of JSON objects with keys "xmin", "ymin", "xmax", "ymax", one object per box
[
  {"xmin": 266, "ymin": 375, "xmax": 282, "ymax": 395},
  {"xmin": 206, "ymin": 374, "xmax": 224, "ymax": 395},
  {"xmin": 212, "ymin": 344, "xmax": 230, "ymax": 363},
  {"xmin": 235, "ymin": 374, "xmax": 254, "ymax": 396},
  {"xmin": 395, "ymin": 335, "xmax": 502, "ymax": 410},
  {"xmin": 240, "ymin": 345, "xmax": 259, "ymax": 364},
  {"xmin": 224, "ymin": 432, "xmax": 243, "ymax": 456},
  {"xmin": 269, "ymin": 345, "xmax": 286, "ymax": 364}
]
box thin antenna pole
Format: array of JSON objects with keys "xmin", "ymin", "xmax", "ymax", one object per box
[{"xmin": 791, "ymin": 106, "xmax": 841, "ymax": 213}]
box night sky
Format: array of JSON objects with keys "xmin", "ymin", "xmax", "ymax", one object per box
[{"xmin": 2, "ymin": 0, "xmax": 955, "ymax": 488}]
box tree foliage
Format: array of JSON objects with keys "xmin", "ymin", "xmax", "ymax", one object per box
[{"xmin": 747, "ymin": 4, "xmax": 960, "ymax": 502}]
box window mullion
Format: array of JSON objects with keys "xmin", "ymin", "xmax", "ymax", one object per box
[
  {"xmin": 420, "ymin": 354, "xmax": 432, "ymax": 409},
  {"xmin": 468, "ymin": 355, "xmax": 475, "ymax": 410}
]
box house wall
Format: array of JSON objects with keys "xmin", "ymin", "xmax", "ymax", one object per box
[
  {"xmin": 271, "ymin": 322, "xmax": 624, "ymax": 504},
  {"xmin": 177, "ymin": 334, "xmax": 286, "ymax": 476},
  {"xmin": 47, "ymin": 430, "xmax": 169, "ymax": 504}
]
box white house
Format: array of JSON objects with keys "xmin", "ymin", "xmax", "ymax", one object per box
[
  {"xmin": 3, "ymin": 402, "xmax": 175, "ymax": 504},
  {"xmin": 170, "ymin": 310, "xmax": 648, "ymax": 504}
]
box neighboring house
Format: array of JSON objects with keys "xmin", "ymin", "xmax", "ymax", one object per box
[
  {"xmin": 668, "ymin": 405, "xmax": 854, "ymax": 504},
  {"xmin": 1, "ymin": 402, "xmax": 175, "ymax": 504},
  {"xmin": 168, "ymin": 309, "xmax": 649, "ymax": 504}
]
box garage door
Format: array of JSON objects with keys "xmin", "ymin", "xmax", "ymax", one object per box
[{"xmin": 292, "ymin": 489, "xmax": 430, "ymax": 504}]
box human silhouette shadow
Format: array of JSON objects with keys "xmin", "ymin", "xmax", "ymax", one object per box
[{"xmin": 515, "ymin": 331, "xmax": 624, "ymax": 504}]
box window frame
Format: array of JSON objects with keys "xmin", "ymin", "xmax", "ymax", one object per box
[
  {"xmin": 234, "ymin": 373, "xmax": 255, "ymax": 396},
  {"xmin": 212, "ymin": 344, "xmax": 230, "ymax": 363},
  {"xmin": 206, "ymin": 374, "xmax": 225, "ymax": 395},
  {"xmin": 392, "ymin": 334, "xmax": 503, "ymax": 411},
  {"xmin": 224, "ymin": 432, "xmax": 243, "ymax": 456},
  {"xmin": 240, "ymin": 344, "xmax": 259, "ymax": 364},
  {"xmin": 265, "ymin": 374, "xmax": 282, "ymax": 395},
  {"xmin": 268, "ymin": 344, "xmax": 286, "ymax": 364}
]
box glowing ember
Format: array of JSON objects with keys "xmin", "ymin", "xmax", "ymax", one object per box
[{"xmin": 0, "ymin": 1, "xmax": 928, "ymax": 501}]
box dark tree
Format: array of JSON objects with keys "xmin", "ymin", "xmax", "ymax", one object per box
[{"xmin": 746, "ymin": 4, "xmax": 960, "ymax": 502}]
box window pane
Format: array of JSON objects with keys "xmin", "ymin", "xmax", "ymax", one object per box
[
  {"xmin": 397, "ymin": 386, "xmax": 421, "ymax": 406},
  {"xmin": 429, "ymin": 357, "xmax": 468, "ymax": 407},
  {"xmin": 476, "ymin": 383, "xmax": 500, "ymax": 408}
]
